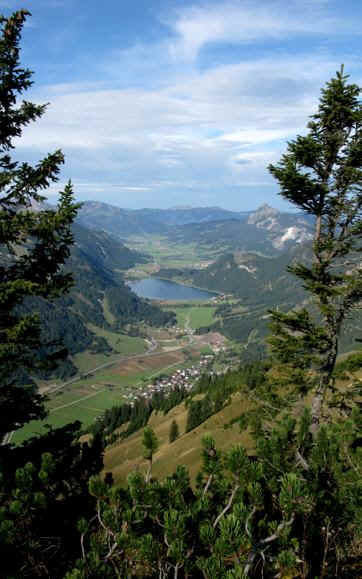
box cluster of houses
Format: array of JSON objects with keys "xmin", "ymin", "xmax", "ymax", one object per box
[
  {"xmin": 122, "ymin": 354, "xmax": 214, "ymax": 404},
  {"xmin": 210, "ymin": 293, "xmax": 230, "ymax": 304}
]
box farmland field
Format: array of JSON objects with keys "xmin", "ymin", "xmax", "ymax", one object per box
[
  {"xmin": 75, "ymin": 327, "xmax": 146, "ymax": 368},
  {"xmin": 124, "ymin": 234, "xmax": 221, "ymax": 273},
  {"xmin": 12, "ymin": 344, "xmax": 205, "ymax": 444}
]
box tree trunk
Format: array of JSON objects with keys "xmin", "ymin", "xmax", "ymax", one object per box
[
  {"xmin": 310, "ymin": 380, "xmax": 325, "ymax": 435},
  {"xmin": 146, "ymin": 458, "xmax": 152, "ymax": 483},
  {"xmin": 311, "ymin": 340, "xmax": 338, "ymax": 435}
]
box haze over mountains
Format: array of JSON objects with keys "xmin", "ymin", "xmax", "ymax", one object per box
[
  {"xmin": 77, "ymin": 201, "xmax": 314, "ymax": 254},
  {"xmin": 77, "ymin": 202, "xmax": 245, "ymax": 236}
]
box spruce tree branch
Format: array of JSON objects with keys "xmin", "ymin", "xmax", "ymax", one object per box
[
  {"xmin": 244, "ymin": 552, "xmax": 256, "ymax": 577},
  {"xmin": 320, "ymin": 519, "xmax": 330, "ymax": 579},
  {"xmin": 105, "ymin": 540, "xmax": 119, "ymax": 562},
  {"xmin": 174, "ymin": 561, "xmax": 183, "ymax": 579},
  {"xmin": 343, "ymin": 445, "xmax": 361, "ymax": 476},
  {"xmin": 79, "ymin": 514, "xmax": 96, "ymax": 561},
  {"xmin": 80, "ymin": 532, "xmax": 86, "ymax": 560},
  {"xmin": 262, "ymin": 457, "xmax": 284, "ymax": 474},
  {"xmin": 96, "ymin": 500, "xmax": 117, "ymax": 543},
  {"xmin": 155, "ymin": 515, "xmax": 165, "ymax": 528}
]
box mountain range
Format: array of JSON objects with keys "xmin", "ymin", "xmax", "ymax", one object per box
[
  {"xmin": 77, "ymin": 201, "xmax": 314, "ymax": 255},
  {"xmin": 8, "ymin": 200, "xmax": 359, "ymax": 378},
  {"xmin": 76, "ymin": 201, "xmax": 246, "ymax": 235}
]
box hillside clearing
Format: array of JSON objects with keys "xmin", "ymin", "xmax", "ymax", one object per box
[{"xmin": 103, "ymin": 392, "xmax": 252, "ymax": 484}]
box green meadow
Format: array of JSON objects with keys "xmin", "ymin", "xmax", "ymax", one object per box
[
  {"xmin": 125, "ymin": 235, "xmax": 220, "ymax": 271},
  {"xmin": 163, "ymin": 303, "xmax": 217, "ymax": 329},
  {"xmin": 12, "ymin": 345, "xmax": 204, "ymax": 444}
]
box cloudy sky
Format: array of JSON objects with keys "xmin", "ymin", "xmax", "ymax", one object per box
[{"xmin": 5, "ymin": 0, "xmax": 362, "ymax": 210}]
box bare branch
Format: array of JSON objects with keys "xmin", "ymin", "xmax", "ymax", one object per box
[
  {"xmin": 260, "ymin": 513, "xmax": 295, "ymax": 545},
  {"xmin": 202, "ymin": 474, "xmax": 213, "ymax": 497},
  {"xmin": 213, "ymin": 484, "xmax": 240, "ymax": 528}
]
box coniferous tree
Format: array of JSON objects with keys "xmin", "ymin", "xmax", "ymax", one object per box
[
  {"xmin": 142, "ymin": 426, "xmax": 159, "ymax": 482},
  {"xmin": 169, "ymin": 419, "xmax": 179, "ymax": 443},
  {"xmin": 268, "ymin": 66, "xmax": 362, "ymax": 432},
  {"xmin": 0, "ymin": 10, "xmax": 78, "ymax": 439}
]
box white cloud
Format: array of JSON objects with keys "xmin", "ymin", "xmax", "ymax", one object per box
[
  {"xmin": 16, "ymin": 50, "xmax": 346, "ymax": 209},
  {"xmin": 13, "ymin": 0, "xmax": 361, "ymax": 209},
  {"xmin": 23, "ymin": 53, "xmax": 337, "ymax": 152},
  {"xmin": 166, "ymin": 0, "xmax": 354, "ymax": 61}
]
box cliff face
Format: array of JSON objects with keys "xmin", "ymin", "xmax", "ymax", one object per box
[{"xmin": 247, "ymin": 203, "xmax": 313, "ymax": 249}]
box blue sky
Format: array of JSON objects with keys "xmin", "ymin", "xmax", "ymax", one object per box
[{"xmin": 5, "ymin": 0, "xmax": 362, "ymax": 210}]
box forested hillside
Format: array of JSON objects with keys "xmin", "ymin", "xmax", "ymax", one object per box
[
  {"xmin": 166, "ymin": 204, "xmax": 314, "ymax": 254},
  {"xmin": 15, "ymin": 223, "xmax": 175, "ymax": 379},
  {"xmin": 156, "ymin": 245, "xmax": 362, "ymax": 355}
]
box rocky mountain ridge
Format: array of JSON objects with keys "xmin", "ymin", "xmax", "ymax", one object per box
[
  {"xmin": 247, "ymin": 203, "xmax": 313, "ymax": 249},
  {"xmin": 77, "ymin": 200, "xmax": 314, "ymax": 254}
]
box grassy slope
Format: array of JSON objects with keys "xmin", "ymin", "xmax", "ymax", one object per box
[
  {"xmin": 103, "ymin": 363, "xmax": 362, "ymax": 486},
  {"xmin": 103, "ymin": 392, "xmax": 252, "ymax": 484}
]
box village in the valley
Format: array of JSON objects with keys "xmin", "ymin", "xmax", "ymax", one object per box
[
  {"xmin": 121, "ymin": 328, "xmax": 229, "ymax": 405},
  {"xmin": 129, "ymin": 354, "xmax": 214, "ymax": 403}
]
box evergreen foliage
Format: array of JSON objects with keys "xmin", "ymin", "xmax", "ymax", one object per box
[
  {"xmin": 0, "ymin": 10, "xmax": 78, "ymax": 438},
  {"xmin": 66, "ymin": 410, "xmax": 361, "ymax": 578},
  {"xmin": 268, "ymin": 66, "xmax": 362, "ymax": 431},
  {"xmin": 0, "ymin": 12, "xmax": 104, "ymax": 578},
  {"xmin": 142, "ymin": 426, "xmax": 159, "ymax": 482},
  {"xmin": 0, "ymin": 422, "xmax": 103, "ymax": 577},
  {"xmin": 169, "ymin": 419, "xmax": 179, "ymax": 443}
]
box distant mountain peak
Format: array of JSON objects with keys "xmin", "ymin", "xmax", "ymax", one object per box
[
  {"xmin": 248, "ymin": 203, "xmax": 279, "ymax": 226},
  {"xmin": 255, "ymin": 203, "xmax": 279, "ymax": 214}
]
